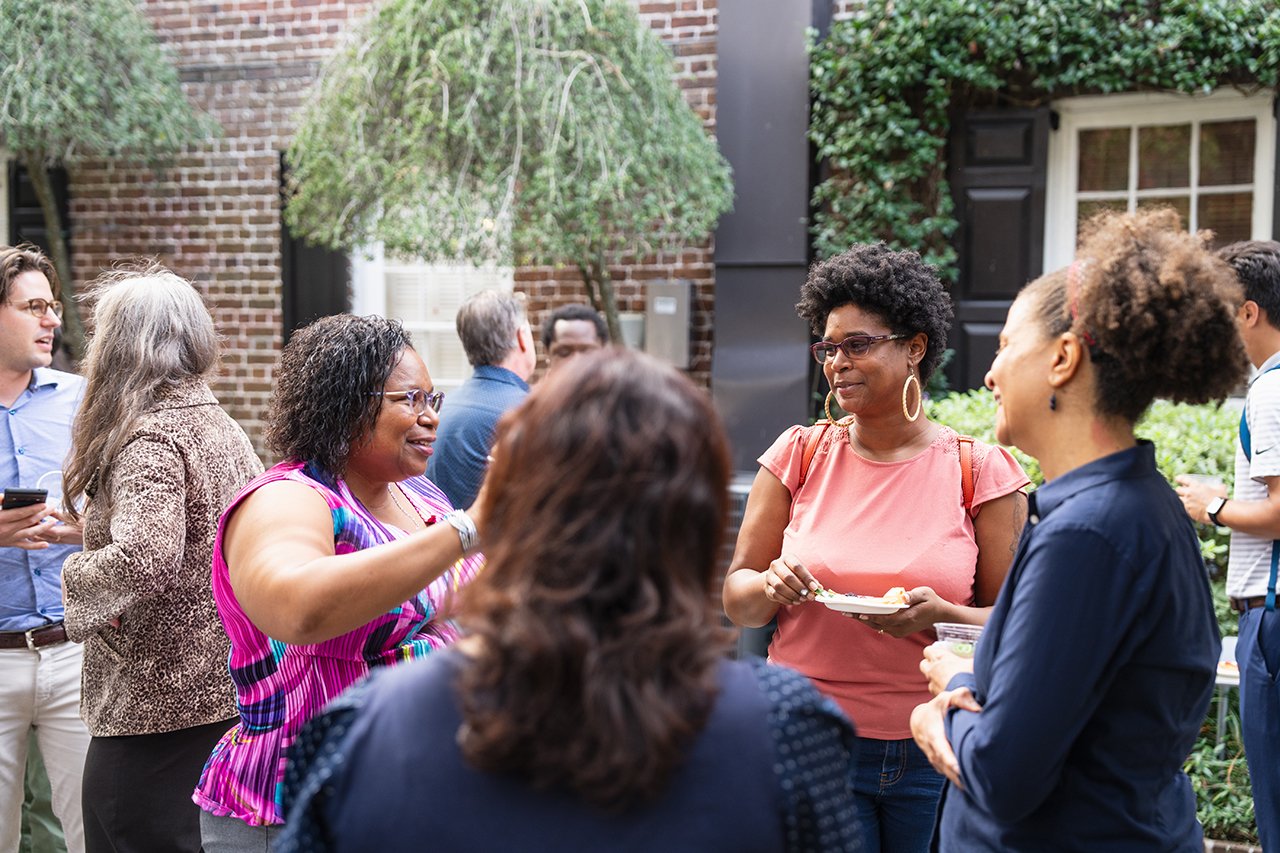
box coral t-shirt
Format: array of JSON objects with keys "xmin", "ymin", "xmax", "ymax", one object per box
[{"xmin": 760, "ymin": 423, "xmax": 1029, "ymax": 739}]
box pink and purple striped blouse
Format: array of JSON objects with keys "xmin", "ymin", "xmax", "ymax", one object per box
[{"xmin": 193, "ymin": 460, "xmax": 483, "ymax": 826}]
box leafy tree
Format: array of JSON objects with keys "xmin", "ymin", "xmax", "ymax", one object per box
[
  {"xmin": 285, "ymin": 0, "xmax": 733, "ymax": 343},
  {"xmin": 0, "ymin": 0, "xmax": 215, "ymax": 357}
]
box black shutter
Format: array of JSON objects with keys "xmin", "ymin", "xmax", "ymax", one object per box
[
  {"xmin": 280, "ymin": 153, "xmax": 350, "ymax": 342},
  {"xmin": 8, "ymin": 162, "xmax": 70, "ymax": 254},
  {"xmin": 947, "ymin": 108, "xmax": 1050, "ymax": 390}
]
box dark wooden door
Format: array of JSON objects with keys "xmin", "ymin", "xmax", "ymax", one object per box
[
  {"xmin": 947, "ymin": 108, "xmax": 1050, "ymax": 390},
  {"xmin": 280, "ymin": 154, "xmax": 350, "ymax": 342},
  {"xmin": 8, "ymin": 162, "xmax": 70, "ymax": 252}
]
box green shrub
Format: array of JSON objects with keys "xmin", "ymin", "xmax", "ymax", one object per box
[{"xmin": 929, "ymin": 388, "xmax": 1254, "ymax": 843}]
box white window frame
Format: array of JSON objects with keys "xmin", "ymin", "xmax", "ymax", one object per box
[
  {"xmin": 0, "ymin": 154, "xmax": 8, "ymax": 243},
  {"xmin": 1044, "ymin": 90, "xmax": 1276, "ymax": 272},
  {"xmin": 350, "ymin": 245, "xmax": 515, "ymax": 392}
]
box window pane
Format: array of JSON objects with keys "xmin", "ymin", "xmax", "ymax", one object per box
[
  {"xmin": 1137, "ymin": 196, "xmax": 1190, "ymax": 228},
  {"xmin": 1077, "ymin": 199, "xmax": 1128, "ymax": 241},
  {"xmin": 1198, "ymin": 192, "xmax": 1253, "ymax": 247},
  {"xmin": 1137, "ymin": 124, "xmax": 1191, "ymax": 189},
  {"xmin": 1078, "ymin": 128, "xmax": 1130, "ymax": 191},
  {"xmin": 1200, "ymin": 120, "xmax": 1256, "ymax": 187}
]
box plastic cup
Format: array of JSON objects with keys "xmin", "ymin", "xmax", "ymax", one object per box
[
  {"xmin": 1181, "ymin": 474, "xmax": 1224, "ymax": 489},
  {"xmin": 934, "ymin": 622, "xmax": 983, "ymax": 658}
]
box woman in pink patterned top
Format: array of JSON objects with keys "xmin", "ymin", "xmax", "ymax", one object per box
[{"xmin": 193, "ymin": 315, "xmax": 484, "ymax": 851}]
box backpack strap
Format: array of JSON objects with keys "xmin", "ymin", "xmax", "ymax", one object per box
[
  {"xmin": 798, "ymin": 420, "xmax": 832, "ymax": 489},
  {"xmin": 958, "ymin": 435, "xmax": 975, "ymax": 512}
]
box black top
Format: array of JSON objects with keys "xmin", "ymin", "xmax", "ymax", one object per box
[
  {"xmin": 278, "ymin": 652, "xmax": 862, "ymax": 852},
  {"xmin": 939, "ymin": 442, "xmax": 1217, "ymax": 851}
]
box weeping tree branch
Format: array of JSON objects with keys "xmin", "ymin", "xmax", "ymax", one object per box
[{"xmin": 284, "ymin": 0, "xmax": 733, "ymax": 346}]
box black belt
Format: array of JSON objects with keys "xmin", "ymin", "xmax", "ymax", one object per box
[
  {"xmin": 1230, "ymin": 596, "xmax": 1271, "ymax": 614},
  {"xmin": 0, "ymin": 621, "xmax": 68, "ymax": 650}
]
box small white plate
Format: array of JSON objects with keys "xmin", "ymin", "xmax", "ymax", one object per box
[{"xmin": 816, "ymin": 592, "xmax": 908, "ymax": 615}]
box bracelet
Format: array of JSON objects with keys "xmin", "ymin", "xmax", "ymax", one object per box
[{"xmin": 443, "ymin": 509, "xmax": 479, "ymax": 553}]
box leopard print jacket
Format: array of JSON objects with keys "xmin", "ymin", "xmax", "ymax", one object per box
[{"xmin": 62, "ymin": 379, "xmax": 263, "ymax": 736}]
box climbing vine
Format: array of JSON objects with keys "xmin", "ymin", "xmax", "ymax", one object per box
[{"xmin": 808, "ymin": 0, "xmax": 1280, "ymax": 276}]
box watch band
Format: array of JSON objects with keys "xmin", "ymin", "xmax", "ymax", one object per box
[{"xmin": 1207, "ymin": 498, "xmax": 1227, "ymax": 526}]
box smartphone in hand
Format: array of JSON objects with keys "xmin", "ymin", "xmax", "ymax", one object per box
[{"xmin": 2, "ymin": 488, "xmax": 48, "ymax": 510}]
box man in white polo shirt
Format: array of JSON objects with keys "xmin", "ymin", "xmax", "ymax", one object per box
[{"xmin": 1179, "ymin": 239, "xmax": 1280, "ymax": 851}]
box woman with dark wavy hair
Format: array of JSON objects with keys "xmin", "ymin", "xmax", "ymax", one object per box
[
  {"xmin": 277, "ymin": 350, "xmax": 863, "ymax": 852},
  {"xmin": 193, "ymin": 314, "xmax": 484, "ymax": 851}
]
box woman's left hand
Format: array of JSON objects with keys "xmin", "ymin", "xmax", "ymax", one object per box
[
  {"xmin": 852, "ymin": 586, "xmax": 946, "ymax": 638},
  {"xmin": 910, "ymin": 686, "xmax": 983, "ymax": 788},
  {"xmin": 920, "ymin": 642, "xmax": 974, "ymax": 696},
  {"xmin": 33, "ymin": 510, "xmax": 83, "ymax": 547}
]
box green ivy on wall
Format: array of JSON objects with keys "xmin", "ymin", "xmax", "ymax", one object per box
[{"xmin": 808, "ymin": 0, "xmax": 1280, "ymax": 275}]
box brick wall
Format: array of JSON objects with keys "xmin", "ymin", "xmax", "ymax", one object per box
[
  {"xmin": 66, "ymin": 0, "xmax": 720, "ymax": 455},
  {"xmin": 524, "ymin": 0, "xmax": 718, "ymax": 385}
]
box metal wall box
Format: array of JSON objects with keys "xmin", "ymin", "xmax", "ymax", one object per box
[{"xmin": 644, "ymin": 279, "xmax": 691, "ymax": 368}]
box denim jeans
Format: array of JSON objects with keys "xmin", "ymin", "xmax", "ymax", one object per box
[
  {"xmin": 850, "ymin": 736, "xmax": 945, "ymax": 853},
  {"xmin": 1239, "ymin": 606, "xmax": 1280, "ymax": 852}
]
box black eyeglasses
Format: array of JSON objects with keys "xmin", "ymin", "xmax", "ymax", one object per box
[
  {"xmin": 7, "ymin": 298, "xmax": 62, "ymax": 319},
  {"xmin": 810, "ymin": 333, "xmax": 906, "ymax": 363},
  {"xmin": 371, "ymin": 388, "xmax": 444, "ymax": 414}
]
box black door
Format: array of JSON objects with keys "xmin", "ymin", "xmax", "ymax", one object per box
[
  {"xmin": 947, "ymin": 108, "xmax": 1050, "ymax": 390},
  {"xmin": 280, "ymin": 153, "xmax": 350, "ymax": 342},
  {"xmin": 8, "ymin": 162, "xmax": 70, "ymax": 253}
]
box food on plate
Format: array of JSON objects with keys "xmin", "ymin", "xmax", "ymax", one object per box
[
  {"xmin": 815, "ymin": 585, "xmax": 909, "ymax": 603},
  {"xmin": 881, "ymin": 586, "xmax": 909, "ymax": 605}
]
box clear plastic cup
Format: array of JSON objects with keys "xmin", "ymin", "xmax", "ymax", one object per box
[
  {"xmin": 934, "ymin": 622, "xmax": 983, "ymax": 658},
  {"xmin": 1181, "ymin": 474, "xmax": 1225, "ymax": 489}
]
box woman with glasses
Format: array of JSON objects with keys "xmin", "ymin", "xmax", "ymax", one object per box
[
  {"xmin": 57, "ymin": 264, "xmax": 263, "ymax": 852},
  {"xmin": 278, "ymin": 349, "xmax": 863, "ymax": 852},
  {"xmin": 723, "ymin": 243, "xmax": 1029, "ymax": 853},
  {"xmin": 193, "ymin": 314, "xmax": 483, "ymax": 851}
]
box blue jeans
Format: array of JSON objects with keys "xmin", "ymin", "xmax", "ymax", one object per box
[
  {"xmin": 850, "ymin": 736, "xmax": 944, "ymax": 853},
  {"xmin": 1239, "ymin": 606, "xmax": 1280, "ymax": 852}
]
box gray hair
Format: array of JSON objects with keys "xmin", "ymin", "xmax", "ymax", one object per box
[
  {"xmin": 457, "ymin": 290, "xmax": 527, "ymax": 367},
  {"xmin": 63, "ymin": 262, "xmax": 220, "ymax": 518}
]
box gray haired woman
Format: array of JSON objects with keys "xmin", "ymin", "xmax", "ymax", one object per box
[{"xmin": 56, "ymin": 264, "xmax": 262, "ymax": 853}]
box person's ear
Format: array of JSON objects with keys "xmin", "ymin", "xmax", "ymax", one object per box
[
  {"xmin": 1047, "ymin": 332, "xmax": 1085, "ymax": 390},
  {"xmin": 1240, "ymin": 300, "xmax": 1262, "ymax": 329},
  {"xmin": 907, "ymin": 332, "xmax": 928, "ymax": 367}
]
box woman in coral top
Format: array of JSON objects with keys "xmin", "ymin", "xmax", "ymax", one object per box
[{"xmin": 723, "ymin": 244, "xmax": 1029, "ymax": 853}]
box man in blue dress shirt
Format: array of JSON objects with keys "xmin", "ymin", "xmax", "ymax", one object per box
[
  {"xmin": 0, "ymin": 245, "xmax": 90, "ymax": 852},
  {"xmin": 427, "ymin": 290, "xmax": 536, "ymax": 509}
]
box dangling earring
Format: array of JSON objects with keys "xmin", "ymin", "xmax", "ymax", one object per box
[
  {"xmin": 901, "ymin": 371, "xmax": 922, "ymax": 422},
  {"xmin": 825, "ymin": 391, "xmax": 839, "ymax": 422},
  {"xmin": 1049, "ymin": 392, "xmax": 1057, "ymax": 411}
]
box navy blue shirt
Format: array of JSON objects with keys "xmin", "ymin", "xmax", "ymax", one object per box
[
  {"xmin": 278, "ymin": 653, "xmax": 863, "ymax": 852},
  {"xmin": 0, "ymin": 368, "xmax": 84, "ymax": 631},
  {"xmin": 427, "ymin": 365, "xmax": 528, "ymax": 509},
  {"xmin": 939, "ymin": 442, "xmax": 1216, "ymax": 852}
]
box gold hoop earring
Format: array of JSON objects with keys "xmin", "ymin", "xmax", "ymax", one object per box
[
  {"xmin": 825, "ymin": 390, "xmax": 839, "ymax": 422},
  {"xmin": 902, "ymin": 372, "xmax": 922, "ymax": 422}
]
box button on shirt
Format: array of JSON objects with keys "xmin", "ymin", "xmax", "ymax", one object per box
[
  {"xmin": 427, "ymin": 365, "xmax": 528, "ymax": 509},
  {"xmin": 938, "ymin": 442, "xmax": 1217, "ymax": 852},
  {"xmin": 0, "ymin": 368, "xmax": 85, "ymax": 632}
]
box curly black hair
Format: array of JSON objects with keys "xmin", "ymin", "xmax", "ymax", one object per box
[
  {"xmin": 797, "ymin": 243, "xmax": 955, "ymax": 382},
  {"xmin": 1025, "ymin": 208, "xmax": 1249, "ymax": 422},
  {"xmin": 265, "ymin": 314, "xmax": 413, "ymax": 482}
]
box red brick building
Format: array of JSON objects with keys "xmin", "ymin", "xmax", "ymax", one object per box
[{"xmin": 18, "ymin": 0, "xmax": 720, "ymax": 456}]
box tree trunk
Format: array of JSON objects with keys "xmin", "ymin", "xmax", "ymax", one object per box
[
  {"xmin": 589, "ymin": 255, "xmax": 623, "ymax": 346},
  {"xmin": 22, "ymin": 151, "xmax": 84, "ymax": 361}
]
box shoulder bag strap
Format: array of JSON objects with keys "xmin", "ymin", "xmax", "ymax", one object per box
[
  {"xmin": 958, "ymin": 435, "xmax": 975, "ymax": 512},
  {"xmin": 798, "ymin": 420, "xmax": 832, "ymax": 489}
]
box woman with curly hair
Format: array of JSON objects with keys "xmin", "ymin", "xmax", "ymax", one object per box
[
  {"xmin": 277, "ymin": 349, "xmax": 863, "ymax": 852},
  {"xmin": 193, "ymin": 314, "xmax": 484, "ymax": 850},
  {"xmin": 723, "ymin": 243, "xmax": 1030, "ymax": 852},
  {"xmin": 912, "ymin": 209, "xmax": 1250, "ymax": 851}
]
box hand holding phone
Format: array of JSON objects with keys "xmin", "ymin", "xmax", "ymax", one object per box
[{"xmin": 2, "ymin": 488, "xmax": 48, "ymax": 510}]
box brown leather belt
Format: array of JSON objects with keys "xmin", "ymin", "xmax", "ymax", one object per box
[
  {"xmin": 0, "ymin": 622, "xmax": 68, "ymax": 650},
  {"xmin": 1230, "ymin": 596, "xmax": 1271, "ymax": 614}
]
